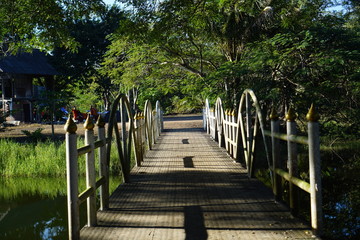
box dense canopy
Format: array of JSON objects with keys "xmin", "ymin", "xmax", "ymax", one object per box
[{"xmin": 0, "ymin": 1, "xmax": 359, "ymax": 239}]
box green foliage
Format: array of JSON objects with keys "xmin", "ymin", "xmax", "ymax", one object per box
[
  {"xmin": 0, "ymin": 0, "xmax": 105, "ymax": 55},
  {"xmin": 21, "ymin": 128, "xmax": 44, "ymax": 142},
  {"xmin": 68, "ymin": 83, "xmax": 103, "ymax": 113}
]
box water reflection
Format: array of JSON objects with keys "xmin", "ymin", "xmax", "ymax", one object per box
[{"xmin": 0, "ymin": 176, "xmax": 120, "ymax": 240}]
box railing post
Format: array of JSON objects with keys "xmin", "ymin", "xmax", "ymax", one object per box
[
  {"xmin": 205, "ymin": 99, "xmax": 210, "ymax": 134},
  {"xmin": 203, "ymin": 108, "xmax": 207, "ymax": 130},
  {"xmin": 231, "ymin": 109, "xmax": 236, "ymax": 158},
  {"xmin": 246, "ymin": 93, "xmax": 253, "ymax": 177},
  {"xmin": 65, "ymin": 117, "xmax": 80, "ymax": 240},
  {"xmin": 286, "ymin": 107, "xmax": 298, "ymax": 215},
  {"xmin": 229, "ymin": 109, "xmax": 233, "ymax": 156},
  {"xmin": 120, "ymin": 99, "xmax": 128, "ymax": 171},
  {"xmin": 156, "ymin": 101, "xmax": 163, "ymax": 134},
  {"xmin": 270, "ymin": 108, "xmax": 281, "ymax": 201},
  {"xmin": 145, "ymin": 101, "xmax": 153, "ymax": 150},
  {"xmin": 209, "ymin": 109, "xmax": 213, "ymax": 138},
  {"xmin": 140, "ymin": 112, "xmax": 146, "ymax": 160},
  {"xmin": 134, "ymin": 113, "xmax": 142, "ymax": 166},
  {"xmin": 97, "ymin": 116, "xmax": 108, "ymax": 210},
  {"xmin": 84, "ymin": 115, "xmax": 97, "ymax": 227},
  {"xmin": 160, "ymin": 109, "xmax": 164, "ymax": 132},
  {"xmin": 307, "ymin": 104, "xmax": 323, "ymax": 236},
  {"xmin": 227, "ymin": 110, "xmax": 231, "ymax": 153},
  {"xmin": 235, "ymin": 109, "xmax": 242, "ymax": 163},
  {"xmin": 152, "ymin": 110, "xmax": 157, "ymax": 143}
]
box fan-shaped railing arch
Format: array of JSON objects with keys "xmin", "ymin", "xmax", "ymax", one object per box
[
  {"xmin": 205, "ymin": 89, "xmax": 271, "ymax": 178},
  {"xmin": 204, "ymin": 89, "xmax": 323, "ymax": 236},
  {"xmin": 65, "ymin": 94, "xmax": 163, "ymax": 240}
]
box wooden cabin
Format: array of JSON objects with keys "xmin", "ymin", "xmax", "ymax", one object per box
[{"xmin": 0, "ymin": 50, "xmax": 59, "ymax": 123}]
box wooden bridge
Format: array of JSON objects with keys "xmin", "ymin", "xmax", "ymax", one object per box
[{"xmin": 65, "ymin": 90, "xmax": 322, "ymax": 240}]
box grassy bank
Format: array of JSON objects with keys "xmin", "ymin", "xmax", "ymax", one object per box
[{"xmin": 0, "ymin": 138, "xmax": 122, "ymax": 177}]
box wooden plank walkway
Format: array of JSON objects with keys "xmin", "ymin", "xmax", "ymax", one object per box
[{"xmin": 81, "ymin": 116, "xmax": 318, "ymax": 240}]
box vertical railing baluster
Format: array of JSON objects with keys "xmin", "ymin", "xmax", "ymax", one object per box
[
  {"xmin": 152, "ymin": 110, "xmax": 156, "ymax": 144},
  {"xmin": 270, "ymin": 108, "xmax": 281, "ymax": 201},
  {"xmin": 120, "ymin": 99, "xmax": 128, "ymax": 173},
  {"xmin": 307, "ymin": 104, "xmax": 323, "ymax": 236},
  {"xmin": 134, "ymin": 113, "xmax": 142, "ymax": 166},
  {"xmin": 229, "ymin": 109, "xmax": 233, "ymax": 156},
  {"xmin": 231, "ymin": 109, "xmax": 236, "ymax": 158},
  {"xmin": 225, "ymin": 110, "xmax": 230, "ymax": 153},
  {"xmin": 65, "ymin": 117, "xmax": 80, "ymax": 240},
  {"xmin": 97, "ymin": 116, "xmax": 108, "ymax": 210},
  {"xmin": 141, "ymin": 112, "xmax": 145, "ymax": 160},
  {"xmin": 246, "ymin": 93, "xmax": 253, "ymax": 177},
  {"xmin": 84, "ymin": 114, "xmax": 96, "ymax": 227},
  {"xmin": 235, "ymin": 106, "xmax": 242, "ymax": 163},
  {"xmin": 229, "ymin": 109, "xmax": 232, "ymax": 157},
  {"xmin": 145, "ymin": 101, "xmax": 153, "ymax": 150},
  {"xmin": 286, "ymin": 107, "xmax": 298, "ymax": 215}
]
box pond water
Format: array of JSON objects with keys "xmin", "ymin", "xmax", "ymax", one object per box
[{"xmin": 0, "ymin": 176, "xmax": 121, "ymax": 240}]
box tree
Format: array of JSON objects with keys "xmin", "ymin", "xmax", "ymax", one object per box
[
  {"xmin": 0, "ymin": 0, "xmax": 104, "ymax": 55},
  {"xmin": 49, "ymin": 5, "xmax": 125, "ymax": 111}
]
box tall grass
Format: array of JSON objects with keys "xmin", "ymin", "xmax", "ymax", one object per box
[{"xmin": 0, "ymin": 138, "xmax": 122, "ymax": 177}]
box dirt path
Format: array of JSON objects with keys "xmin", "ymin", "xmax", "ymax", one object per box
[{"xmin": 0, "ymin": 114, "xmax": 204, "ymax": 142}]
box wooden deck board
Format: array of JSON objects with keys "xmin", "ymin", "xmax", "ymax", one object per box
[{"xmin": 80, "ymin": 121, "xmax": 318, "ymax": 240}]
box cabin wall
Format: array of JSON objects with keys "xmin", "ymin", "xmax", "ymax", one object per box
[{"xmin": 1, "ymin": 74, "xmax": 34, "ymax": 122}]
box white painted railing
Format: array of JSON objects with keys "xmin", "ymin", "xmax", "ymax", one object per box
[
  {"xmin": 65, "ymin": 94, "xmax": 163, "ymax": 240},
  {"xmin": 204, "ymin": 89, "xmax": 323, "ymax": 236}
]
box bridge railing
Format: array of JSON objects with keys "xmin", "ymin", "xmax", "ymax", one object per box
[
  {"xmin": 204, "ymin": 89, "xmax": 322, "ymax": 236},
  {"xmin": 64, "ymin": 95, "xmax": 163, "ymax": 240}
]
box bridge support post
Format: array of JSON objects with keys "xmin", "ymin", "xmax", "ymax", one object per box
[
  {"xmin": 307, "ymin": 105, "xmax": 323, "ymax": 236},
  {"xmin": 84, "ymin": 115, "xmax": 97, "ymax": 227},
  {"xmin": 97, "ymin": 116, "xmax": 109, "ymax": 210},
  {"xmin": 286, "ymin": 108, "xmax": 299, "ymax": 215},
  {"xmin": 65, "ymin": 117, "xmax": 80, "ymax": 240},
  {"xmin": 270, "ymin": 109, "xmax": 281, "ymax": 201}
]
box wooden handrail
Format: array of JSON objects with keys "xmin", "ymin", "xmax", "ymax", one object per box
[{"xmin": 275, "ymin": 168, "xmax": 310, "ymax": 193}]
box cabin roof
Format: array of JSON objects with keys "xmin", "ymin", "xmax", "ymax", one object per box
[{"xmin": 0, "ymin": 50, "xmax": 59, "ymax": 76}]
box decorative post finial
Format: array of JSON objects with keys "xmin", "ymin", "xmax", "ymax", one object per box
[
  {"xmin": 306, "ymin": 104, "xmax": 320, "ymax": 122},
  {"xmin": 64, "ymin": 114, "xmax": 77, "ymax": 133},
  {"xmin": 269, "ymin": 107, "xmax": 279, "ymax": 120},
  {"xmin": 285, "ymin": 107, "xmax": 297, "ymax": 122},
  {"xmin": 96, "ymin": 115, "xmax": 105, "ymax": 128},
  {"xmin": 84, "ymin": 114, "xmax": 95, "ymax": 130}
]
